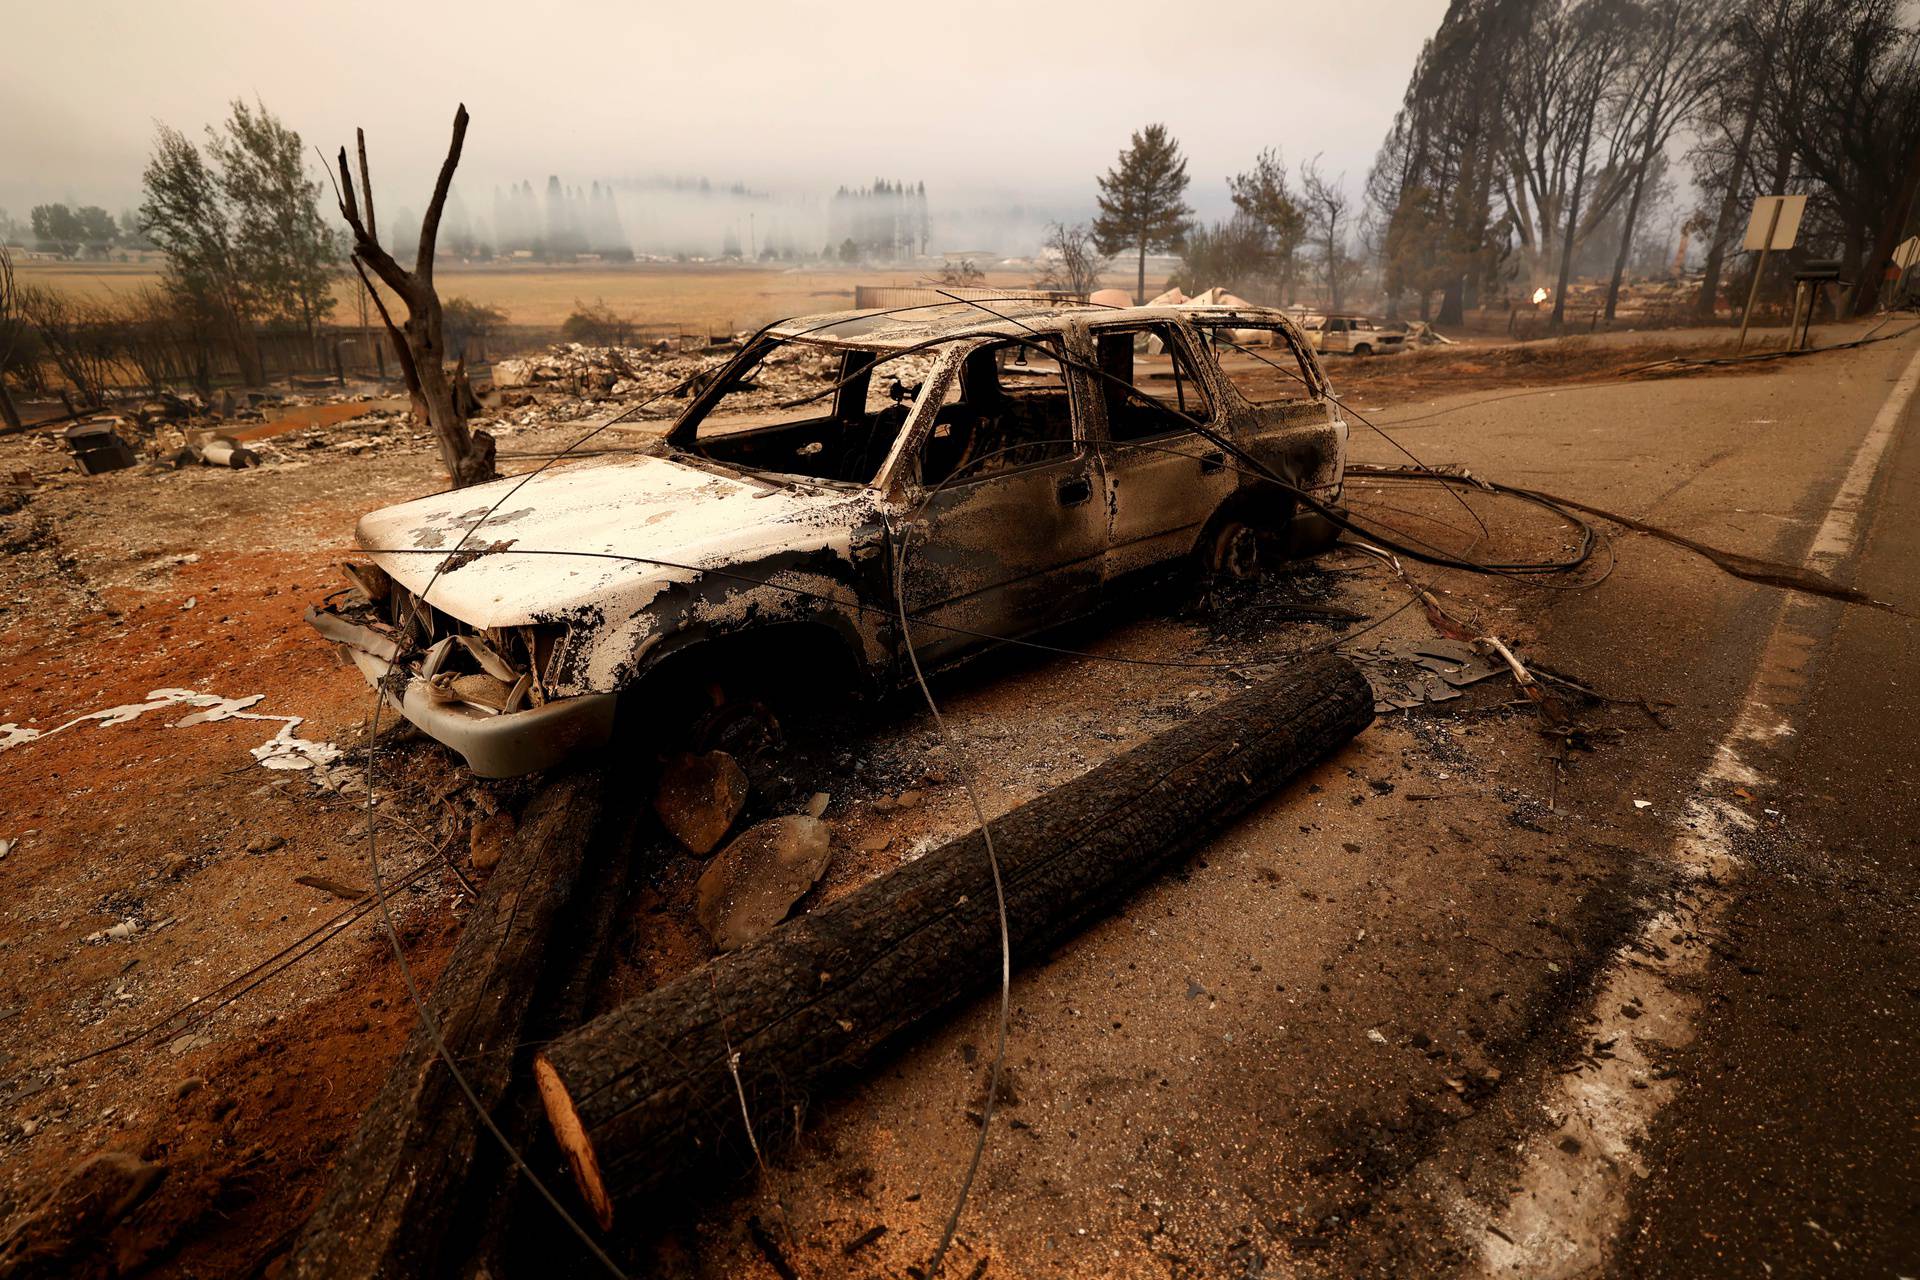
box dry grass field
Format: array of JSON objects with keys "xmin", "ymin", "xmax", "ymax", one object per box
[{"xmin": 11, "ymin": 260, "xmax": 1079, "ymax": 334}]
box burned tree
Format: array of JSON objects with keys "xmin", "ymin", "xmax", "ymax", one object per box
[
  {"xmin": 334, "ymin": 105, "xmax": 495, "ymax": 487},
  {"xmin": 1035, "ymin": 221, "xmax": 1111, "ymax": 297},
  {"xmin": 0, "ymin": 246, "xmax": 23, "ymax": 431}
]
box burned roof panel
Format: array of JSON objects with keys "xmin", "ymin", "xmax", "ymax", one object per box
[{"xmin": 764, "ymin": 301, "xmax": 1309, "ymax": 351}]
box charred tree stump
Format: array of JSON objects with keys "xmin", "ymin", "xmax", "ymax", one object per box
[
  {"xmin": 535, "ymin": 654, "xmax": 1374, "ymax": 1229},
  {"xmin": 285, "ymin": 770, "xmax": 608, "ymax": 1280},
  {"xmin": 332, "ymin": 106, "xmax": 496, "ymax": 488}
]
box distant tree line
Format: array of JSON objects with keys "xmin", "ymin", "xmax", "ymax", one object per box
[
  {"xmin": 12, "ymin": 204, "xmax": 155, "ymax": 259},
  {"xmin": 486, "ymin": 178, "xmax": 631, "ymax": 261},
  {"xmin": 826, "ymin": 179, "xmax": 930, "ymax": 262}
]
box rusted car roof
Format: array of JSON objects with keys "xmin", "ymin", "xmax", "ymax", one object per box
[{"xmin": 764, "ymin": 301, "xmax": 1298, "ymax": 350}]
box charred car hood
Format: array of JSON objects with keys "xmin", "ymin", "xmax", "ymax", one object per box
[{"xmin": 355, "ymin": 454, "xmax": 875, "ymax": 628}]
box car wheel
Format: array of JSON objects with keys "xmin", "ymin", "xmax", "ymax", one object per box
[
  {"xmin": 1354, "ymin": 343, "xmax": 1373, "ymax": 357},
  {"xmin": 1207, "ymin": 520, "xmax": 1263, "ymax": 582},
  {"xmin": 690, "ymin": 682, "xmax": 785, "ymax": 777}
]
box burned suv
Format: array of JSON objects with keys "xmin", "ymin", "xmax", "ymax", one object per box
[{"xmin": 307, "ymin": 301, "xmax": 1348, "ymax": 776}]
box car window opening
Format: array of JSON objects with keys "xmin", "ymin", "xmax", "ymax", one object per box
[
  {"xmin": 1200, "ymin": 323, "xmax": 1320, "ymax": 406},
  {"xmin": 920, "ymin": 339, "xmax": 1076, "ymax": 487},
  {"xmin": 1096, "ymin": 326, "xmax": 1213, "ymax": 443},
  {"xmin": 674, "ymin": 338, "xmax": 933, "ymax": 486}
]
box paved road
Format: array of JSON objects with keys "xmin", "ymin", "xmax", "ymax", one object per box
[
  {"xmin": 1616, "ymin": 339, "xmax": 1920, "ymax": 1278},
  {"xmin": 588, "ymin": 326, "xmax": 1920, "ymax": 1279},
  {"xmin": 1391, "ymin": 326, "xmax": 1920, "ymax": 1279}
]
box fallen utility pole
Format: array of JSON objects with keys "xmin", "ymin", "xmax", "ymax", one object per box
[
  {"xmin": 286, "ymin": 770, "xmax": 608, "ymax": 1280},
  {"xmin": 535, "ymin": 654, "xmax": 1374, "ymax": 1230}
]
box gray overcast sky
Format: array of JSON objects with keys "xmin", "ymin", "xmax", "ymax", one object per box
[{"xmin": 1, "ymin": 0, "xmax": 1445, "ymax": 231}]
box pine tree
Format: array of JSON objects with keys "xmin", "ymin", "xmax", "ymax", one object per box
[
  {"xmin": 1092, "ymin": 124, "xmax": 1193, "ymax": 302},
  {"xmin": 1229, "ymin": 148, "xmax": 1307, "ymax": 303}
]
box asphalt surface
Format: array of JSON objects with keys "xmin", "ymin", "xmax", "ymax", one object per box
[
  {"xmin": 597, "ymin": 325, "xmax": 1920, "ymax": 1279},
  {"xmin": 1616, "ymin": 338, "xmax": 1920, "ymax": 1278}
]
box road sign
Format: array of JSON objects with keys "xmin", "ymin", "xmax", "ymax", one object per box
[
  {"xmin": 1737, "ymin": 194, "xmax": 1810, "ymax": 352},
  {"xmin": 1742, "ymin": 194, "xmax": 1807, "ymax": 252}
]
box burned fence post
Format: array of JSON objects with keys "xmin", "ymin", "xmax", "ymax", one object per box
[{"xmin": 535, "ymin": 654, "xmax": 1375, "ymax": 1230}]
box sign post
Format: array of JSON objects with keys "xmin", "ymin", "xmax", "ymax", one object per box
[{"xmin": 1737, "ymin": 194, "xmax": 1807, "ymax": 352}]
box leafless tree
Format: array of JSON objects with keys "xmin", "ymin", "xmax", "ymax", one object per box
[
  {"xmin": 1543, "ymin": 0, "xmax": 1639, "ymax": 327},
  {"xmin": 1300, "ymin": 157, "xmax": 1355, "ymax": 311},
  {"xmin": 1690, "ymin": 0, "xmax": 1791, "ymax": 318},
  {"xmin": 1763, "ymin": 0, "xmax": 1920, "ymax": 313},
  {"xmin": 1486, "ymin": 0, "xmax": 1645, "ymax": 324},
  {"xmin": 0, "ymin": 246, "xmax": 24, "ymax": 429},
  {"xmin": 1601, "ymin": 0, "xmax": 1727, "ymax": 319},
  {"xmin": 1034, "ymin": 222, "xmax": 1110, "ymax": 297},
  {"xmin": 1689, "ymin": 0, "xmax": 1920, "ymax": 318},
  {"xmin": 332, "ymin": 105, "xmax": 495, "ymax": 488},
  {"xmin": 17, "ymin": 285, "xmax": 129, "ymax": 407}
]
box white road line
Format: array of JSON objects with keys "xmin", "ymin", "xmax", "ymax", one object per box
[{"xmin": 1458, "ymin": 337, "xmax": 1920, "ymax": 1278}]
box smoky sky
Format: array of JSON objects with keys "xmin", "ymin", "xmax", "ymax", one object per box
[{"xmin": 1, "ymin": 0, "xmax": 1444, "ymax": 249}]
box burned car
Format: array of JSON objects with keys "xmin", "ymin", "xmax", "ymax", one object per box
[{"xmin": 307, "ymin": 302, "xmax": 1348, "ymax": 776}]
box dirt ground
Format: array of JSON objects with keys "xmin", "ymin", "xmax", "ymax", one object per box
[
  {"xmin": 14, "ymin": 262, "xmax": 1059, "ymax": 335},
  {"xmin": 13, "ymin": 259, "xmax": 1763, "ymax": 345},
  {"xmin": 0, "ymin": 321, "xmax": 1884, "ymax": 1277}
]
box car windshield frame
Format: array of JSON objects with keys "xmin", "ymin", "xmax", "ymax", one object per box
[{"xmin": 663, "ymin": 334, "xmax": 962, "ymax": 491}]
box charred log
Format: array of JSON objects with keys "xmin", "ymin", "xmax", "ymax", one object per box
[
  {"xmin": 284, "ymin": 770, "xmax": 608, "ymax": 1279},
  {"xmin": 535, "ymin": 655, "xmax": 1374, "ymax": 1229}
]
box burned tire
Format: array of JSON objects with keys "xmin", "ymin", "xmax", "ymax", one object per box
[
  {"xmin": 1353, "ymin": 343, "xmax": 1374, "ymax": 357},
  {"xmin": 1206, "ymin": 519, "xmax": 1264, "ymax": 582},
  {"xmin": 688, "ymin": 688, "xmax": 784, "ymax": 778}
]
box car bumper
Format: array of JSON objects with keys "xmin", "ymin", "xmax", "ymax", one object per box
[{"xmin": 308, "ymin": 606, "xmax": 617, "ymax": 778}]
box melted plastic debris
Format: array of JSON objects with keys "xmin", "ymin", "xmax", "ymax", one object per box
[{"xmin": 0, "ymin": 687, "xmax": 348, "ymax": 787}]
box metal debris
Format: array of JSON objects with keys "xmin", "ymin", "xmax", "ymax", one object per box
[{"xmin": 1349, "ymin": 638, "xmax": 1504, "ymax": 711}]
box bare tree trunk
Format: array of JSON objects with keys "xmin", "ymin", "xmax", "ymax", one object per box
[
  {"xmin": 223, "ymin": 299, "xmax": 265, "ymax": 386},
  {"xmin": 1326, "ymin": 222, "xmax": 1341, "ymax": 312},
  {"xmin": 1551, "ymin": 85, "xmax": 1601, "ymax": 332},
  {"xmin": 0, "ymin": 382, "xmax": 19, "ymax": 432},
  {"xmin": 1852, "ymin": 133, "xmax": 1920, "ymax": 316},
  {"xmin": 334, "ymin": 107, "xmax": 496, "ymax": 488},
  {"xmin": 1604, "ymin": 142, "xmax": 1656, "ymax": 322},
  {"xmin": 1135, "ymin": 239, "xmax": 1147, "ymax": 304},
  {"xmin": 286, "ymin": 773, "xmax": 610, "ymax": 1279},
  {"xmin": 1697, "ymin": 1, "xmax": 1786, "ymax": 321}
]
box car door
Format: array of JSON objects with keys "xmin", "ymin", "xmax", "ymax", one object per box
[
  {"xmin": 1089, "ymin": 321, "xmax": 1236, "ymax": 583},
  {"xmin": 1321, "ymin": 317, "xmax": 1351, "ymax": 353},
  {"xmin": 895, "ymin": 337, "xmax": 1105, "ymax": 668}
]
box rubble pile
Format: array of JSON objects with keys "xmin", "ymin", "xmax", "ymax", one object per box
[
  {"xmin": 480, "ymin": 339, "xmax": 939, "ymax": 434},
  {"xmin": 275, "ymin": 408, "xmax": 423, "ymax": 458},
  {"xmin": 488, "ymin": 339, "xmax": 834, "ymax": 423}
]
